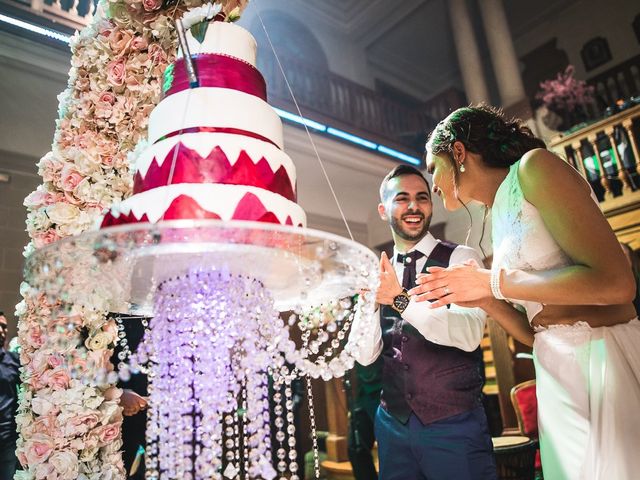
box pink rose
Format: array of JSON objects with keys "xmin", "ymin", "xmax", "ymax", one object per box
[
  {"xmin": 103, "ymin": 386, "xmax": 122, "ymax": 401},
  {"xmin": 63, "ymin": 191, "xmax": 80, "ymax": 206},
  {"xmin": 47, "ymin": 353, "xmax": 63, "ymax": 368},
  {"xmin": 67, "ymin": 412, "xmax": 100, "ymax": 435},
  {"xmin": 147, "ymin": 43, "xmax": 168, "ymax": 64},
  {"xmin": 32, "ymin": 414, "xmax": 61, "ymax": 438},
  {"xmin": 24, "ymin": 189, "xmax": 56, "ymax": 209},
  {"xmin": 108, "ymin": 29, "xmax": 133, "ymax": 53},
  {"xmin": 24, "ymin": 434, "xmax": 55, "ymax": 465},
  {"xmin": 95, "ymin": 422, "xmax": 121, "ymax": 446},
  {"xmin": 142, "ymin": 0, "xmax": 161, "ymax": 11},
  {"xmin": 106, "ymin": 58, "xmax": 126, "ymax": 87},
  {"xmin": 131, "ymin": 35, "xmax": 148, "ymax": 51},
  {"xmin": 99, "ymin": 91, "xmax": 116, "ymax": 105},
  {"xmin": 38, "ymin": 153, "xmax": 63, "ymax": 183},
  {"xmin": 26, "ymin": 325, "xmax": 44, "ymax": 349},
  {"xmin": 33, "ymin": 229, "xmax": 62, "ymax": 248},
  {"xmin": 59, "ymin": 164, "xmax": 84, "ymax": 192},
  {"xmin": 45, "ymin": 367, "xmax": 70, "ymax": 390}
]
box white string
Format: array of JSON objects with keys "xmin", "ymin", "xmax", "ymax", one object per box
[{"xmin": 254, "ymin": 3, "xmax": 354, "ymax": 242}]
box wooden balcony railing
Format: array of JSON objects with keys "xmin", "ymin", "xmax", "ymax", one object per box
[
  {"xmin": 548, "ymin": 103, "xmax": 640, "ymax": 246},
  {"xmin": 588, "ymin": 54, "xmax": 640, "ymax": 113},
  {"xmin": 259, "ymin": 56, "xmax": 440, "ymax": 154}
]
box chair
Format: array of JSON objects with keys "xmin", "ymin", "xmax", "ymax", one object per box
[{"xmin": 510, "ymin": 380, "xmax": 542, "ymax": 478}]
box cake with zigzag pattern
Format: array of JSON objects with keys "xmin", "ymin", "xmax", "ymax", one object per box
[{"xmin": 101, "ymin": 18, "xmax": 306, "ymax": 229}]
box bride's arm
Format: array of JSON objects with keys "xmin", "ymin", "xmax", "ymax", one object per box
[{"xmin": 500, "ymin": 149, "xmax": 634, "ymax": 305}]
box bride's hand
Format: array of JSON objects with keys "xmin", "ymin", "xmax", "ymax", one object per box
[{"xmin": 408, "ymin": 259, "xmax": 493, "ymax": 308}]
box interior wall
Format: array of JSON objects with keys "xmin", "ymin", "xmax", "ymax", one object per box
[
  {"xmin": 0, "ymin": 152, "xmax": 40, "ymax": 340},
  {"xmin": 513, "ymin": 0, "xmax": 640, "ymax": 82}
]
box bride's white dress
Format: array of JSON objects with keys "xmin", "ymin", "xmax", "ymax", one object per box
[{"xmin": 491, "ymin": 160, "xmax": 640, "ymax": 480}]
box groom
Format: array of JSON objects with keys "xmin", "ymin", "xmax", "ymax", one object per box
[{"xmin": 353, "ymin": 165, "xmax": 496, "ymax": 479}]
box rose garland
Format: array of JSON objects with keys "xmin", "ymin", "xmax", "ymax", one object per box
[{"xmin": 16, "ymin": 1, "xmax": 246, "ymax": 478}]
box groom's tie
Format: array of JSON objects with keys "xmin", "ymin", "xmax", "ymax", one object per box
[{"xmin": 397, "ymin": 251, "xmax": 425, "ymax": 290}]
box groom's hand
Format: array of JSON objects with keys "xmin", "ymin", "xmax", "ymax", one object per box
[{"xmin": 376, "ymin": 251, "xmax": 403, "ymax": 305}]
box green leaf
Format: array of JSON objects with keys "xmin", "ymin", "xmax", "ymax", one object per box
[
  {"xmin": 162, "ymin": 63, "xmax": 175, "ymax": 94},
  {"xmin": 190, "ymin": 20, "xmax": 209, "ymax": 43}
]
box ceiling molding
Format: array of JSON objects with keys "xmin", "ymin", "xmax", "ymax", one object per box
[
  {"xmin": 277, "ymin": 0, "xmax": 428, "ymax": 45},
  {"xmin": 351, "ymin": 0, "xmax": 427, "ymax": 46},
  {"xmin": 508, "ymin": 0, "xmax": 580, "ymax": 41}
]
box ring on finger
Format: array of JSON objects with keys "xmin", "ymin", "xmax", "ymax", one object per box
[{"xmin": 444, "ymin": 286, "xmax": 450, "ymax": 295}]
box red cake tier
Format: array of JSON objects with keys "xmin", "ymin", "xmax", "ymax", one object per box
[
  {"xmin": 133, "ymin": 143, "xmax": 296, "ymax": 201},
  {"xmin": 100, "ymin": 193, "xmax": 302, "ymax": 228},
  {"xmin": 163, "ymin": 53, "xmax": 267, "ymax": 100}
]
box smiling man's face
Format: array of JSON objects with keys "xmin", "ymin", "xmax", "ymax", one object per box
[
  {"xmin": 379, "ymin": 173, "xmax": 433, "ymax": 250},
  {"xmin": 0, "ymin": 314, "xmax": 7, "ymax": 348}
]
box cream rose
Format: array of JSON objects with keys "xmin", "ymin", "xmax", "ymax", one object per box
[
  {"xmin": 46, "ymin": 202, "xmax": 81, "ymax": 226},
  {"xmin": 84, "ymin": 331, "xmax": 111, "ymax": 351},
  {"xmin": 50, "ymin": 450, "xmax": 79, "ymax": 480}
]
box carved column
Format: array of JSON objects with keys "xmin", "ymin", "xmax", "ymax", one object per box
[
  {"xmin": 621, "ymin": 119, "xmax": 640, "ymax": 177},
  {"xmin": 448, "ymin": 0, "xmax": 490, "ymax": 104},
  {"xmin": 584, "ymin": 137, "xmax": 613, "ymax": 200},
  {"xmin": 478, "ymin": 0, "xmax": 531, "ymax": 119},
  {"xmin": 604, "ymin": 127, "xmax": 633, "ymax": 194}
]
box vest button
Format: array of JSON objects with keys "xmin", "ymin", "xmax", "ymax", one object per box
[
  {"xmin": 401, "ymin": 335, "xmax": 409, "ymax": 342},
  {"xmin": 406, "ymin": 393, "xmax": 413, "ymax": 400},
  {"xmin": 403, "ymin": 364, "xmax": 410, "ymax": 371}
]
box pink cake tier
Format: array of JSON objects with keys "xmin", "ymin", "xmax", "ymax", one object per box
[{"xmin": 100, "ymin": 20, "xmax": 306, "ymax": 229}]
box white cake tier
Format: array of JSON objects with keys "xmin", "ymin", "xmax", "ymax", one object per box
[
  {"xmin": 179, "ymin": 21, "xmax": 257, "ymax": 66},
  {"xmin": 148, "ymin": 88, "xmax": 284, "ymax": 148},
  {"xmin": 109, "ymin": 184, "xmax": 306, "ymax": 227},
  {"xmin": 135, "ymin": 132, "xmax": 296, "ymax": 186}
]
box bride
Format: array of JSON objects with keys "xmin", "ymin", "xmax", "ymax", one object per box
[{"xmin": 409, "ymin": 104, "xmax": 640, "ymax": 480}]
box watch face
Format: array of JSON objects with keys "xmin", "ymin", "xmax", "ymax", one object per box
[{"xmin": 393, "ymin": 293, "xmax": 410, "ymax": 312}]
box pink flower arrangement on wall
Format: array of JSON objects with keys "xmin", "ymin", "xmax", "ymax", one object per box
[{"xmin": 536, "ymin": 65, "xmax": 595, "ymax": 114}]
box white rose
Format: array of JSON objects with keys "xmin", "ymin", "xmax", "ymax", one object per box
[
  {"xmin": 84, "ymin": 331, "xmax": 111, "ymax": 351},
  {"xmin": 46, "ymin": 203, "xmax": 81, "ymax": 226},
  {"xmin": 31, "ymin": 396, "xmax": 54, "ymax": 416},
  {"xmin": 50, "ymin": 450, "xmax": 79, "ymax": 480},
  {"xmin": 27, "ymin": 208, "xmax": 51, "ymax": 231}
]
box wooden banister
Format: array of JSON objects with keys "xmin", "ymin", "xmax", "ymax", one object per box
[{"xmin": 549, "ymin": 103, "xmax": 640, "ymax": 247}]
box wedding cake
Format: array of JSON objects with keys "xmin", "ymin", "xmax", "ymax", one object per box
[{"xmin": 101, "ymin": 8, "xmax": 306, "ymax": 228}]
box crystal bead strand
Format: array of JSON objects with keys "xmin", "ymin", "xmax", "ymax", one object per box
[{"xmin": 305, "ymin": 375, "xmax": 321, "ymax": 479}]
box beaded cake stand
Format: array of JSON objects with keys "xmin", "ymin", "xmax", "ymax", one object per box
[{"xmin": 24, "ymin": 220, "xmax": 379, "ymax": 480}]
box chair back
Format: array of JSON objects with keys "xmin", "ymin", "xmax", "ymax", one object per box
[{"xmin": 510, "ymin": 380, "xmax": 538, "ymax": 437}]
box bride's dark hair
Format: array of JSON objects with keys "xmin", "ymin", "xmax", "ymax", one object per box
[{"xmin": 426, "ymin": 104, "xmax": 546, "ymax": 167}]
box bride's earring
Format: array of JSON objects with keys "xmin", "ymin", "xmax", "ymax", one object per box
[{"xmin": 459, "ymin": 163, "xmax": 466, "ymax": 173}]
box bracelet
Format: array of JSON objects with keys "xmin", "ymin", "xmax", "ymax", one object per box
[{"xmin": 490, "ymin": 268, "xmax": 506, "ymax": 300}]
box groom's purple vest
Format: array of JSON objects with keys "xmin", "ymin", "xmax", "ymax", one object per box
[{"xmin": 380, "ymin": 241, "xmax": 484, "ymax": 425}]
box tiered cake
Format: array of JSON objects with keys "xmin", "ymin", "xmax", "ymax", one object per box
[{"xmin": 101, "ymin": 18, "xmax": 306, "ymax": 228}]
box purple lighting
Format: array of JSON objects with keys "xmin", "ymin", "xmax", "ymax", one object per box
[{"xmin": 133, "ymin": 268, "xmax": 282, "ymax": 480}]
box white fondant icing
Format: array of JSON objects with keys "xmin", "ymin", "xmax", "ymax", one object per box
[
  {"xmin": 112, "ymin": 184, "xmax": 306, "ymax": 227},
  {"xmin": 148, "ymin": 88, "xmax": 284, "ymax": 148},
  {"xmin": 179, "ymin": 21, "xmax": 257, "ymax": 67},
  {"xmin": 136, "ymin": 132, "xmax": 296, "ymax": 187}
]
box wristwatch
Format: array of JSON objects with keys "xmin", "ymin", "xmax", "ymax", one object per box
[{"xmin": 391, "ymin": 289, "xmax": 411, "ymax": 314}]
